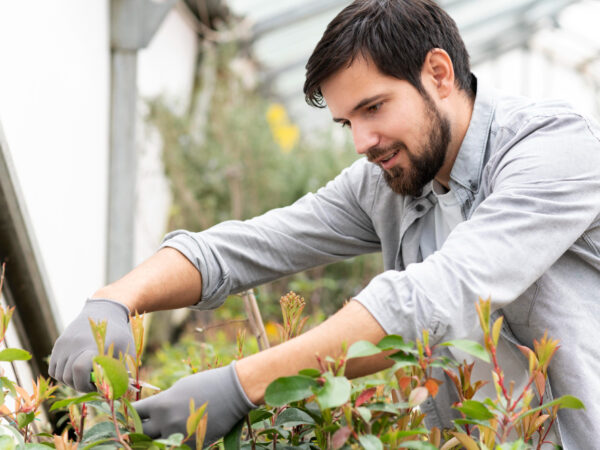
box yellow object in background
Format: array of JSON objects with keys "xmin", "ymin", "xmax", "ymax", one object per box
[
  {"xmin": 264, "ymin": 321, "xmax": 280, "ymax": 343},
  {"xmin": 266, "ymin": 103, "xmax": 300, "ymax": 153}
]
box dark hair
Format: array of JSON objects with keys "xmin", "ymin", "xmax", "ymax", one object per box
[{"xmin": 304, "ymin": 0, "xmax": 473, "ymax": 107}]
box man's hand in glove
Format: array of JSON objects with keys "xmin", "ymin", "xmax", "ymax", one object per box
[
  {"xmin": 134, "ymin": 361, "xmax": 256, "ymax": 447},
  {"xmin": 49, "ymin": 298, "xmax": 134, "ymax": 392}
]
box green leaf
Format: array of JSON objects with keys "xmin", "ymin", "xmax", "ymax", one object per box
[
  {"xmin": 16, "ymin": 412, "xmax": 35, "ymax": 429},
  {"xmin": 454, "ymin": 418, "xmax": 498, "ymax": 431},
  {"xmin": 265, "ymin": 376, "xmax": 318, "ymax": 407},
  {"xmin": 298, "ymin": 368, "xmax": 321, "ymax": 378},
  {"xmin": 303, "ymin": 401, "xmax": 323, "ymax": 420},
  {"xmin": 347, "ymin": 341, "xmax": 381, "ymax": 359},
  {"xmin": 223, "ymin": 418, "xmax": 244, "ymax": 450},
  {"xmin": 81, "ymin": 438, "xmax": 116, "ymax": 450},
  {"xmin": 357, "ymin": 406, "xmax": 372, "ymax": 422},
  {"xmin": 315, "ymin": 373, "xmax": 351, "ymax": 410},
  {"xmin": 255, "ymin": 426, "xmax": 290, "ymax": 440},
  {"xmin": 393, "ymin": 429, "xmax": 429, "ymax": 438},
  {"xmin": 32, "ymin": 433, "xmax": 54, "ymax": 439},
  {"xmin": 24, "ymin": 444, "xmax": 51, "ymax": 449},
  {"xmin": 429, "ymin": 357, "xmax": 457, "ymax": 369},
  {"xmin": 497, "ymin": 440, "xmax": 529, "ymax": 450},
  {"xmin": 455, "ymin": 400, "xmax": 496, "ymax": 420},
  {"xmin": 0, "ymin": 377, "xmax": 17, "ymax": 398},
  {"xmin": 85, "ymin": 400, "xmax": 113, "ymax": 416},
  {"xmin": 441, "ymin": 340, "xmax": 490, "ymax": 363},
  {"xmin": 358, "ymin": 434, "xmax": 383, "ymax": 450},
  {"xmin": 274, "ymin": 407, "xmax": 315, "ymax": 427},
  {"xmin": 50, "ymin": 392, "xmax": 100, "ymax": 411},
  {"xmin": 93, "ymin": 355, "xmax": 129, "ymax": 400},
  {"xmin": 516, "ymin": 395, "xmax": 585, "ymax": 421},
  {"xmin": 377, "ymin": 335, "xmax": 416, "ymax": 353},
  {"xmin": 388, "ymin": 352, "xmax": 419, "ymax": 368},
  {"xmin": 128, "ymin": 433, "xmax": 153, "ymax": 444},
  {"xmin": 400, "ymin": 441, "xmax": 438, "ymax": 450},
  {"xmin": 82, "ymin": 421, "xmax": 118, "ymax": 443},
  {"xmin": 0, "ymin": 348, "xmax": 31, "ymax": 362},
  {"xmin": 248, "ymin": 409, "xmax": 273, "ymax": 424},
  {"xmin": 122, "ymin": 397, "xmax": 144, "ymax": 433},
  {"xmin": 366, "ymin": 401, "xmax": 409, "ymax": 414},
  {"xmin": 155, "ymin": 433, "xmax": 184, "ymax": 447}
]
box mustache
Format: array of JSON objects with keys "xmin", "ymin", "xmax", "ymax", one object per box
[{"xmin": 366, "ymin": 142, "xmax": 408, "ymax": 163}]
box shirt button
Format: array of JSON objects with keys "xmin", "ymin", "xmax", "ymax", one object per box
[{"xmin": 415, "ymin": 204, "xmax": 425, "ymax": 212}]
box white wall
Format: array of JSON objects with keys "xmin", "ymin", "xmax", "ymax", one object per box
[
  {"xmin": 0, "ymin": 0, "xmax": 111, "ymax": 328},
  {"xmin": 138, "ymin": 6, "xmax": 198, "ymax": 114},
  {"xmin": 0, "ymin": 3, "xmax": 198, "ymax": 326}
]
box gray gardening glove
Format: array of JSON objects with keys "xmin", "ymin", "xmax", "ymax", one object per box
[
  {"xmin": 134, "ymin": 361, "xmax": 256, "ymax": 447},
  {"xmin": 49, "ymin": 298, "xmax": 134, "ymax": 392}
]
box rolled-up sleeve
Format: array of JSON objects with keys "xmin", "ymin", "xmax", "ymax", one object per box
[
  {"xmin": 161, "ymin": 158, "xmax": 382, "ymax": 309},
  {"xmin": 355, "ymin": 113, "xmax": 600, "ymax": 344}
]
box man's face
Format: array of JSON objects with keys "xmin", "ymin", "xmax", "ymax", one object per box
[{"xmin": 321, "ymin": 56, "xmax": 451, "ymax": 196}]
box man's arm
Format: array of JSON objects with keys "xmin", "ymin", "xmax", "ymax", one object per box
[
  {"xmin": 162, "ymin": 158, "xmax": 382, "ymax": 311},
  {"xmin": 133, "ymin": 299, "xmax": 394, "ymax": 446},
  {"xmin": 92, "ymin": 247, "xmax": 202, "ymax": 313},
  {"xmin": 49, "ymin": 247, "xmax": 203, "ymax": 391},
  {"xmin": 236, "ymin": 299, "xmax": 391, "ymax": 404}
]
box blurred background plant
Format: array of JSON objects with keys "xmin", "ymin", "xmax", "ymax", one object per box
[{"xmin": 143, "ymin": 40, "xmax": 382, "ymax": 359}]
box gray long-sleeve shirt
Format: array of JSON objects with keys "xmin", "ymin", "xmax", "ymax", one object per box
[{"xmin": 162, "ymin": 79, "xmax": 600, "ymax": 448}]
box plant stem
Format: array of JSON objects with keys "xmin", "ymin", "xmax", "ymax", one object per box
[
  {"xmin": 537, "ymin": 416, "xmax": 556, "ymax": 450},
  {"xmin": 245, "ymin": 415, "xmax": 256, "ymax": 450},
  {"xmin": 489, "ymin": 339, "xmax": 511, "ymax": 404},
  {"xmin": 135, "ymin": 378, "xmax": 142, "ymax": 402},
  {"xmin": 109, "ymin": 398, "xmax": 132, "ymax": 450},
  {"xmin": 508, "ymin": 374, "xmax": 536, "ymax": 413},
  {"xmin": 78, "ymin": 404, "xmax": 86, "ymax": 442}
]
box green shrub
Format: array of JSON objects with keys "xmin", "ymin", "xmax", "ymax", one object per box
[
  {"xmin": 0, "ymin": 262, "xmax": 581, "ymax": 449},
  {"xmin": 218, "ymin": 295, "xmax": 582, "ymax": 450}
]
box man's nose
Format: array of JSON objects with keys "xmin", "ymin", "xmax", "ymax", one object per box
[{"xmin": 352, "ymin": 124, "xmax": 379, "ymax": 155}]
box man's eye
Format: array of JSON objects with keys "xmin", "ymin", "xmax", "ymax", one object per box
[
  {"xmin": 341, "ymin": 121, "xmax": 351, "ymax": 129},
  {"xmin": 367, "ymin": 103, "xmax": 382, "ymax": 113}
]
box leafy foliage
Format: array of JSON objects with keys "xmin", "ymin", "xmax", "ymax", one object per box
[
  {"xmin": 219, "ymin": 297, "xmax": 582, "ymax": 449},
  {"xmin": 0, "ymin": 261, "xmax": 583, "ymax": 449}
]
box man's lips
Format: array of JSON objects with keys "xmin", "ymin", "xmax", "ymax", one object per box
[
  {"xmin": 367, "ymin": 144, "xmax": 406, "ymax": 170},
  {"xmin": 374, "ymin": 150, "xmax": 400, "ymax": 170}
]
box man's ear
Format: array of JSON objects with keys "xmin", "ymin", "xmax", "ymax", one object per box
[{"xmin": 421, "ymin": 48, "xmax": 455, "ymax": 100}]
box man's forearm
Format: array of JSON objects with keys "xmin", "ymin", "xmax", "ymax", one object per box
[
  {"xmin": 236, "ymin": 300, "xmax": 390, "ymax": 404},
  {"xmin": 92, "ymin": 247, "xmax": 202, "ymax": 313}
]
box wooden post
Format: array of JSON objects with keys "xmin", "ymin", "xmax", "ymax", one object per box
[{"xmin": 241, "ymin": 289, "xmax": 270, "ymax": 350}]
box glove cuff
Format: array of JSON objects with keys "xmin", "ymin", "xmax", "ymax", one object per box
[
  {"xmin": 230, "ymin": 361, "xmax": 258, "ymax": 409},
  {"xmin": 85, "ymin": 298, "xmax": 131, "ymax": 319}
]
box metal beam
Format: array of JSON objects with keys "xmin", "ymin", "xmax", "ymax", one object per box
[
  {"xmin": 0, "ymin": 120, "xmax": 60, "ymax": 379},
  {"xmin": 251, "ymin": 0, "xmax": 350, "ymax": 40},
  {"xmin": 259, "ymin": 0, "xmax": 578, "ymax": 90},
  {"xmin": 107, "ymin": 0, "xmax": 176, "ymax": 283}
]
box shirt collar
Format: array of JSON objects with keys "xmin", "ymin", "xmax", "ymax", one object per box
[{"xmin": 449, "ymin": 75, "xmax": 496, "ymax": 192}]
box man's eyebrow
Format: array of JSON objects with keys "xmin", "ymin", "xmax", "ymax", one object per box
[{"xmin": 332, "ymin": 94, "xmax": 387, "ymax": 123}]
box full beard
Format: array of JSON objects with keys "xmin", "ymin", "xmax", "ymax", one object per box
[{"xmin": 368, "ymin": 96, "xmax": 451, "ymax": 197}]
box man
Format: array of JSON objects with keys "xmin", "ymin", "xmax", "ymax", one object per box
[{"xmin": 50, "ymin": 0, "xmax": 600, "ymax": 447}]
